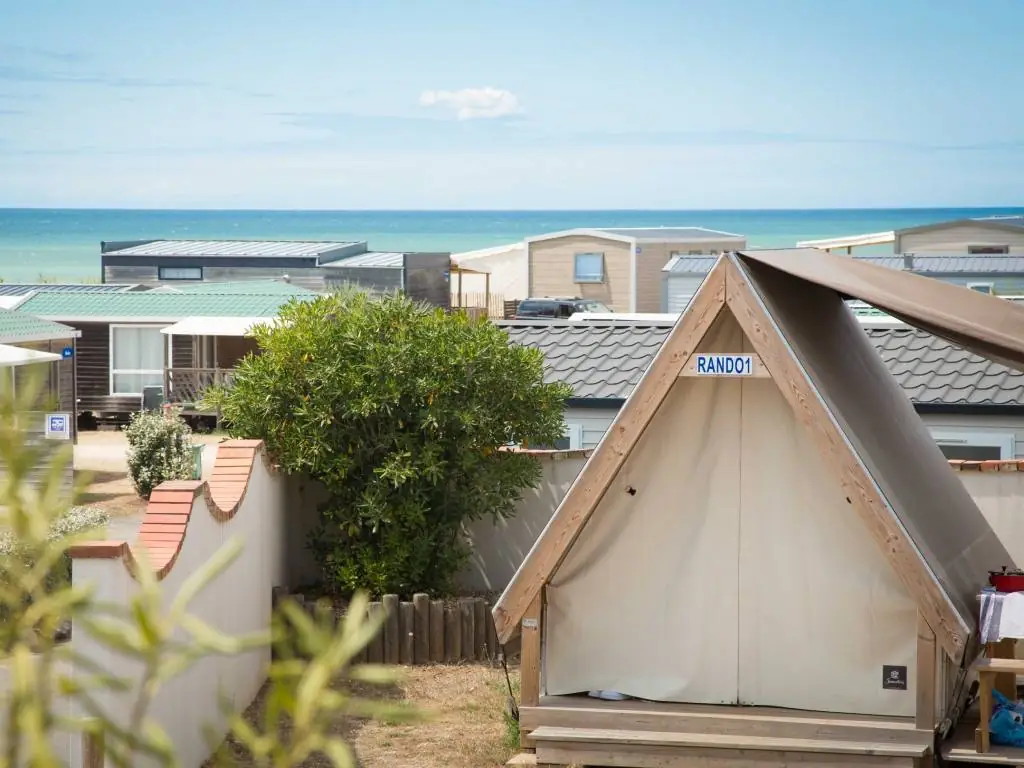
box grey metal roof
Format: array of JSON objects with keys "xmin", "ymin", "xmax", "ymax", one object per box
[
  {"xmin": 663, "ymin": 256, "xmax": 722, "ymax": 274},
  {"xmin": 501, "ymin": 320, "xmax": 1024, "ymax": 407},
  {"xmin": 0, "ymin": 283, "xmax": 138, "ymax": 296},
  {"xmin": 103, "ymin": 240, "xmax": 359, "ymax": 258},
  {"xmin": 322, "ymin": 252, "xmax": 404, "ymax": 269},
  {"xmin": 853, "ymin": 254, "xmax": 1024, "ymax": 273},
  {"xmin": 599, "ymin": 226, "xmax": 744, "ymax": 241}
]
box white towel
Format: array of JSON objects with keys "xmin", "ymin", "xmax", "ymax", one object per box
[{"xmin": 1001, "ymin": 592, "xmax": 1024, "ymax": 640}]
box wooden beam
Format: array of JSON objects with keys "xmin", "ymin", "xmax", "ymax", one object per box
[
  {"xmin": 916, "ymin": 613, "xmax": 936, "ymax": 731},
  {"xmin": 520, "ymin": 591, "xmax": 543, "ymax": 751},
  {"xmin": 679, "ymin": 351, "xmax": 770, "ymax": 378},
  {"xmin": 491, "ymin": 258, "xmax": 729, "ymax": 643},
  {"xmin": 723, "ymin": 256, "xmax": 968, "ymax": 663}
]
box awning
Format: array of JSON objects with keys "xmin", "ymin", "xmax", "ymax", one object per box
[
  {"xmin": 159, "ymin": 316, "xmax": 272, "ymax": 337},
  {"xmin": 795, "ymin": 231, "xmax": 895, "ymax": 250},
  {"xmin": 0, "ymin": 344, "xmax": 62, "ymax": 367}
]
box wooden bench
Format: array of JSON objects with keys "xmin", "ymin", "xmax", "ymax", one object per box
[
  {"xmin": 973, "ymin": 655, "xmax": 1024, "ymax": 753},
  {"xmin": 529, "ymin": 725, "xmax": 929, "ymax": 766}
]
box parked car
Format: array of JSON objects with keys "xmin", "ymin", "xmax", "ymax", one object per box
[{"xmin": 513, "ymin": 297, "xmax": 612, "ymax": 319}]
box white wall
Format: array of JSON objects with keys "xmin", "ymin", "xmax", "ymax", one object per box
[
  {"xmin": 458, "ymin": 449, "xmax": 589, "ymax": 593},
  {"xmin": 70, "ymin": 441, "xmax": 288, "ymax": 768}
]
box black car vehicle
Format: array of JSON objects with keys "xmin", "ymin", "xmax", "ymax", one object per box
[{"xmin": 512, "ymin": 297, "xmax": 612, "ymax": 319}]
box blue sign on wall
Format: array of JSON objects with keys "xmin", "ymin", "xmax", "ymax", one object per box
[
  {"xmin": 45, "ymin": 413, "xmax": 71, "ymax": 440},
  {"xmin": 61, "ymin": 346, "xmax": 74, "ymax": 359}
]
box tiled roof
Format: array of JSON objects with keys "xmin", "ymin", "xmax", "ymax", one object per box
[
  {"xmin": 0, "ymin": 283, "xmax": 138, "ymax": 296},
  {"xmin": 15, "ymin": 290, "xmax": 310, "ymax": 320},
  {"xmin": 663, "ymin": 256, "xmax": 722, "ymax": 274},
  {"xmin": 161, "ymin": 280, "xmax": 316, "ymax": 295},
  {"xmin": 856, "ymin": 255, "xmax": 1024, "ymax": 274},
  {"xmin": 103, "ymin": 239, "xmax": 358, "ymax": 258},
  {"xmin": 0, "ymin": 308, "xmax": 78, "ymax": 343},
  {"xmin": 499, "ymin": 320, "xmax": 674, "ymax": 400},
  {"xmin": 501, "ymin": 320, "xmax": 1024, "ymax": 407}
]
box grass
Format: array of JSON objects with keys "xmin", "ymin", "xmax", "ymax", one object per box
[{"xmin": 207, "ymin": 664, "xmax": 522, "ymax": 767}]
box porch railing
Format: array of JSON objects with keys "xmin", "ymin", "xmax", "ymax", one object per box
[{"xmin": 163, "ymin": 368, "xmax": 235, "ymax": 410}]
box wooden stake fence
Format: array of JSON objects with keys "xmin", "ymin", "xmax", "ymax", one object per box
[{"xmin": 284, "ymin": 591, "xmax": 504, "ymax": 665}]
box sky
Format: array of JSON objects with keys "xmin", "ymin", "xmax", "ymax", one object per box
[{"xmin": 1, "ymin": 0, "xmax": 1023, "ymax": 210}]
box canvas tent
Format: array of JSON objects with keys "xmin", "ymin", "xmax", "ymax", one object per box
[{"xmin": 494, "ymin": 249, "xmax": 1024, "ymax": 767}]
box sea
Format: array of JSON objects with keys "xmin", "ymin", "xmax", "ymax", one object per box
[{"xmin": 1, "ymin": 207, "xmax": 1023, "ymax": 283}]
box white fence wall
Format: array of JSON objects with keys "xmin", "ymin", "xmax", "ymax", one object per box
[{"xmin": 69, "ymin": 439, "xmax": 287, "ymax": 768}]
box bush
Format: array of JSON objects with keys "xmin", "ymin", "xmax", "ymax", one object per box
[
  {"xmin": 0, "ymin": 505, "xmax": 109, "ymax": 623},
  {"xmin": 205, "ymin": 289, "xmax": 572, "ymax": 596},
  {"xmin": 124, "ymin": 407, "xmax": 195, "ymax": 498}
]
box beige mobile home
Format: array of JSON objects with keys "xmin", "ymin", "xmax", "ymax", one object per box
[
  {"xmin": 526, "ymin": 227, "xmax": 746, "ymax": 312},
  {"xmin": 496, "ymin": 249, "xmax": 1024, "ymax": 767},
  {"xmin": 894, "ymin": 216, "xmax": 1024, "ymax": 254}
]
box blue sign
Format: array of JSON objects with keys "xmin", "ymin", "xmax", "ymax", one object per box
[
  {"xmin": 45, "ymin": 413, "xmax": 71, "ymax": 440},
  {"xmin": 694, "ymin": 353, "xmax": 755, "ymax": 376},
  {"xmin": 61, "ymin": 346, "xmax": 74, "ymax": 359}
]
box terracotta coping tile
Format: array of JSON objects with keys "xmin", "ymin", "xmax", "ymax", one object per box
[
  {"xmin": 947, "ymin": 459, "xmax": 1024, "ymax": 472},
  {"xmin": 68, "ymin": 541, "xmax": 128, "ymax": 559}
]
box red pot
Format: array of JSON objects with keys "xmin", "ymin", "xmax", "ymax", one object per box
[{"xmin": 990, "ymin": 572, "xmax": 1024, "ymax": 592}]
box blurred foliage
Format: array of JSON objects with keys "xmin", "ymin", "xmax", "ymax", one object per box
[{"xmin": 0, "ymin": 365, "xmax": 413, "ymax": 767}]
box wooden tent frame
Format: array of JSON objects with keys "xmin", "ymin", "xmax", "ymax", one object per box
[{"xmin": 492, "ymin": 249, "xmax": 1024, "ymax": 766}]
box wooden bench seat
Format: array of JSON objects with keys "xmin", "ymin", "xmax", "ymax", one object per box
[{"xmin": 530, "ymin": 725, "xmax": 929, "ymax": 767}]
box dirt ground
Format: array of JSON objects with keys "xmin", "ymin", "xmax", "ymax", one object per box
[
  {"xmin": 74, "ymin": 430, "xmax": 225, "ymax": 518},
  {"xmin": 207, "ymin": 664, "xmax": 519, "ymax": 768}
]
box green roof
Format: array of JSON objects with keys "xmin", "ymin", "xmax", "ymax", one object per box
[
  {"xmin": 15, "ymin": 291, "xmax": 312, "ymax": 321},
  {"xmin": 0, "ymin": 308, "xmax": 78, "ymax": 343},
  {"xmin": 164, "ymin": 280, "xmax": 316, "ymax": 296}
]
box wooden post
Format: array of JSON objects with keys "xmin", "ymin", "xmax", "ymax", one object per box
[
  {"xmin": 459, "ymin": 599, "xmax": 475, "ymax": 663},
  {"xmin": 473, "ymin": 598, "xmax": 487, "ymax": 661},
  {"xmin": 485, "ymin": 272, "xmax": 491, "ymax": 317},
  {"xmin": 916, "ymin": 612, "xmax": 936, "ymax": 730},
  {"xmin": 383, "ymin": 594, "xmax": 400, "ymax": 665},
  {"xmin": 413, "ymin": 593, "xmax": 430, "ymax": 664},
  {"xmin": 399, "ymin": 602, "xmax": 415, "ymax": 664},
  {"xmin": 367, "ymin": 602, "xmax": 385, "ymax": 663},
  {"xmin": 444, "ymin": 605, "xmax": 461, "ymax": 663},
  {"xmin": 429, "ymin": 600, "xmax": 445, "ymax": 663},
  {"xmin": 83, "ymin": 727, "xmax": 104, "ymax": 767},
  {"xmin": 520, "ymin": 591, "xmax": 543, "ymax": 750},
  {"xmin": 486, "ymin": 601, "xmax": 499, "ymax": 663}
]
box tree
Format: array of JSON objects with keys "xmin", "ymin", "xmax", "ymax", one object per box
[{"xmin": 206, "ymin": 290, "xmax": 572, "ymax": 596}]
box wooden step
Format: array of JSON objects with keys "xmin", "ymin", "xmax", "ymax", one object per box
[
  {"xmin": 520, "ymin": 704, "xmax": 931, "ymax": 746},
  {"xmin": 531, "ymin": 726, "xmax": 929, "ymax": 767}
]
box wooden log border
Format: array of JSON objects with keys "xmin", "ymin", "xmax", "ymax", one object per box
[{"xmin": 281, "ymin": 590, "xmax": 506, "ymax": 665}]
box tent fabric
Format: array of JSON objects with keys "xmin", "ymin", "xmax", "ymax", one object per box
[
  {"xmin": 734, "ymin": 253, "xmax": 1013, "ymax": 644},
  {"xmin": 0, "ymin": 344, "xmax": 61, "ymax": 367},
  {"xmin": 159, "ymin": 316, "xmax": 270, "ymax": 337},
  {"xmin": 736, "ymin": 248, "xmax": 1024, "ymax": 372},
  {"xmin": 543, "ymin": 311, "xmax": 921, "ymax": 716}
]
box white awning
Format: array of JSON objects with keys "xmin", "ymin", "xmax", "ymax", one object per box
[
  {"xmin": 159, "ymin": 316, "xmax": 272, "ymax": 337},
  {"xmin": 0, "ymin": 344, "xmax": 62, "ymax": 367}
]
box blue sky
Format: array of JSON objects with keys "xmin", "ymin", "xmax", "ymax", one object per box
[{"xmin": 1, "ymin": 0, "xmax": 1022, "ymax": 209}]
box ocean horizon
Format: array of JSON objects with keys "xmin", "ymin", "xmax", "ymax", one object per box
[{"xmin": 2, "ymin": 206, "xmax": 1023, "ymax": 283}]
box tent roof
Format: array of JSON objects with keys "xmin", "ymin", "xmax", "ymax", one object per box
[
  {"xmin": 492, "ymin": 248, "xmax": 1020, "ymax": 664},
  {"xmin": 0, "ymin": 344, "xmax": 62, "ymax": 367},
  {"xmin": 160, "ymin": 316, "xmax": 272, "ymax": 337}
]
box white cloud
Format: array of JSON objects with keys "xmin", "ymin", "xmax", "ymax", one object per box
[{"xmin": 418, "ymin": 86, "xmax": 520, "ymax": 120}]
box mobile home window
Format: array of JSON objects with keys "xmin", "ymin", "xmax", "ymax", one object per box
[
  {"xmin": 968, "ymin": 282, "xmax": 995, "ymax": 294},
  {"xmin": 158, "ymin": 266, "xmax": 203, "ymax": 280},
  {"xmin": 574, "ymin": 252, "xmax": 604, "ymax": 283},
  {"xmin": 968, "ymin": 245, "xmax": 1009, "ymax": 254},
  {"xmin": 929, "ymin": 428, "xmax": 1014, "ymax": 461},
  {"xmin": 110, "ymin": 325, "xmax": 165, "ymax": 395}
]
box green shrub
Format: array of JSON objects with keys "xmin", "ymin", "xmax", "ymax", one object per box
[
  {"xmin": 124, "ymin": 407, "xmax": 195, "ymax": 498},
  {"xmin": 205, "ymin": 289, "xmax": 572, "ymax": 597}
]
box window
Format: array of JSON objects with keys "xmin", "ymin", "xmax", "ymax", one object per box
[
  {"xmin": 968, "ymin": 282, "xmax": 995, "ymax": 294},
  {"xmin": 110, "ymin": 325, "xmax": 165, "ymax": 395},
  {"xmin": 688, "ymin": 250, "xmax": 703, "ymax": 256},
  {"xmin": 968, "ymin": 245, "xmax": 1009, "ymax": 255},
  {"xmin": 574, "ymin": 252, "xmax": 604, "ymax": 283},
  {"xmin": 528, "ymin": 423, "xmax": 583, "ymax": 450},
  {"xmin": 158, "ymin": 266, "xmax": 203, "ymax": 280},
  {"xmin": 929, "ymin": 428, "xmax": 1014, "ymax": 461}
]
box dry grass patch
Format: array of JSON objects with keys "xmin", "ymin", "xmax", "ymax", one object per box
[
  {"xmin": 76, "ymin": 469, "xmax": 146, "ymax": 518},
  {"xmin": 354, "ymin": 664, "xmax": 517, "ymax": 768}
]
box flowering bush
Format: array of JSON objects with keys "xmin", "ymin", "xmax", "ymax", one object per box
[{"xmin": 124, "ymin": 407, "xmax": 195, "ymax": 498}]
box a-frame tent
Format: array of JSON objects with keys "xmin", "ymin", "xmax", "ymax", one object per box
[{"xmin": 494, "ymin": 249, "xmax": 1024, "ymax": 767}]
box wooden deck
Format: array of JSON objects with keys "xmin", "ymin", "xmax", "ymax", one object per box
[
  {"xmin": 517, "ymin": 695, "xmax": 933, "ymax": 767},
  {"xmin": 942, "ymin": 708, "xmax": 1024, "ymax": 765}
]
